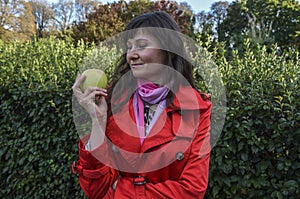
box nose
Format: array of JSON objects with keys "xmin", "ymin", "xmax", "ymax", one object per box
[{"xmin": 126, "ymin": 49, "xmax": 139, "ymax": 62}]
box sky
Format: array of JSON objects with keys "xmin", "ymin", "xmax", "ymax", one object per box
[
  {"xmin": 100, "ymin": 0, "xmax": 234, "ymax": 12},
  {"xmin": 177, "ymin": 0, "xmax": 233, "ymax": 12},
  {"xmin": 47, "ymin": 0, "xmax": 234, "ymax": 13}
]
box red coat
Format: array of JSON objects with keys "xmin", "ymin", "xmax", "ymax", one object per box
[{"xmin": 72, "ymin": 86, "xmax": 212, "ymax": 199}]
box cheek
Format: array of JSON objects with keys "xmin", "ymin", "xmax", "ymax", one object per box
[{"xmin": 143, "ymin": 50, "xmax": 165, "ymax": 63}]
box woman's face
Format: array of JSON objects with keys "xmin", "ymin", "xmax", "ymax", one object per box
[{"xmin": 126, "ymin": 31, "xmax": 167, "ymax": 84}]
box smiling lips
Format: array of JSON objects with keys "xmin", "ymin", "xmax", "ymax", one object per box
[{"xmin": 130, "ymin": 63, "xmax": 144, "ymax": 68}]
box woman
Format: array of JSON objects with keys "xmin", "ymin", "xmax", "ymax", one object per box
[{"xmin": 72, "ymin": 11, "xmax": 212, "ymax": 199}]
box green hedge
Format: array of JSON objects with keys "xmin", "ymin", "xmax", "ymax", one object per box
[
  {"xmin": 205, "ymin": 41, "xmax": 300, "ymax": 198},
  {"xmin": 0, "ymin": 38, "xmax": 86, "ymax": 198},
  {"xmin": 0, "ymin": 38, "xmax": 299, "ymax": 198}
]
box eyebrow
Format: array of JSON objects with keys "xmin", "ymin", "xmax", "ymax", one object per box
[{"xmin": 127, "ymin": 38, "xmax": 149, "ymax": 44}]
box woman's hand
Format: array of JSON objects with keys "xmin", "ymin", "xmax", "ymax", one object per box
[
  {"xmin": 72, "ymin": 74, "xmax": 108, "ymax": 150},
  {"xmin": 72, "ymin": 74, "xmax": 108, "ymax": 122}
]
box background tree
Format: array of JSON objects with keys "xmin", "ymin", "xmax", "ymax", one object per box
[
  {"xmin": 29, "ymin": 0, "xmax": 55, "ymax": 39},
  {"xmin": 73, "ymin": 0, "xmax": 99, "ymax": 22},
  {"xmin": 52, "ymin": 0, "xmax": 75, "ymax": 30},
  {"xmin": 219, "ymin": 0, "xmax": 300, "ymax": 52},
  {"xmin": 71, "ymin": 0, "xmax": 195, "ymax": 45},
  {"xmin": 194, "ymin": 1, "xmax": 229, "ymax": 50},
  {"xmin": 268, "ymin": 0, "xmax": 300, "ymax": 51},
  {"xmin": 42, "ymin": 0, "xmax": 99, "ymax": 40},
  {"xmin": 210, "ymin": 1, "xmax": 229, "ymax": 41},
  {"xmin": 218, "ymin": 0, "xmax": 248, "ymax": 52},
  {"xmin": 71, "ymin": 0, "xmax": 130, "ymax": 44},
  {"xmin": 194, "ymin": 11, "xmax": 214, "ymax": 47},
  {"xmin": 0, "ymin": 0, "xmax": 35, "ymax": 42},
  {"xmin": 154, "ymin": 0, "xmax": 195, "ymax": 37}
]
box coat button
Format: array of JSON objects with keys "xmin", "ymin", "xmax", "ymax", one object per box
[
  {"xmin": 112, "ymin": 144, "xmax": 119, "ymax": 152},
  {"xmin": 176, "ymin": 152, "xmax": 184, "ymax": 160}
]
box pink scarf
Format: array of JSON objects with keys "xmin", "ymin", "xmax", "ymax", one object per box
[{"xmin": 133, "ymin": 79, "xmax": 170, "ymax": 144}]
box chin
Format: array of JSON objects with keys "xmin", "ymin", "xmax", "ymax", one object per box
[{"xmin": 132, "ymin": 71, "xmax": 146, "ymax": 79}]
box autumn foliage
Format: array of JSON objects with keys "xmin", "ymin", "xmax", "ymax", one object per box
[{"xmin": 71, "ymin": 0, "xmax": 195, "ymax": 44}]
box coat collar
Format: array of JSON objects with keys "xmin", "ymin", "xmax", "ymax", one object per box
[{"xmin": 166, "ymin": 86, "xmax": 211, "ymax": 112}]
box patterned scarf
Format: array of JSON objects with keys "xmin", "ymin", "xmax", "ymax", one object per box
[{"xmin": 133, "ymin": 79, "xmax": 170, "ymax": 144}]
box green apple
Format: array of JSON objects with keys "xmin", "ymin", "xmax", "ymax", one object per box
[{"xmin": 80, "ymin": 69, "xmax": 107, "ymax": 92}]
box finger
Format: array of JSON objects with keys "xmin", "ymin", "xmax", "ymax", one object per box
[
  {"xmin": 98, "ymin": 96, "xmax": 108, "ymax": 107},
  {"xmin": 95, "ymin": 89, "xmax": 108, "ymax": 97},
  {"xmin": 95, "ymin": 92, "xmax": 107, "ymax": 105},
  {"xmin": 95, "ymin": 87, "xmax": 108, "ymax": 93},
  {"xmin": 86, "ymin": 90, "xmax": 107, "ymax": 101},
  {"xmin": 77, "ymin": 90, "xmax": 101, "ymax": 109},
  {"xmin": 84, "ymin": 87, "xmax": 107, "ymax": 97},
  {"xmin": 73, "ymin": 75, "xmax": 88, "ymax": 102},
  {"xmin": 72, "ymin": 74, "xmax": 86, "ymax": 92}
]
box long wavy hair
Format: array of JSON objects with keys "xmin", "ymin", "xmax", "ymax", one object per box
[{"xmin": 107, "ymin": 11, "xmax": 195, "ymax": 115}]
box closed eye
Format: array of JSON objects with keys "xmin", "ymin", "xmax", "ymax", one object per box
[
  {"xmin": 126, "ymin": 39, "xmax": 149, "ymax": 52},
  {"xmin": 137, "ymin": 42, "xmax": 147, "ymax": 49}
]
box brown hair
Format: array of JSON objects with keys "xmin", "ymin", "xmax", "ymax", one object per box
[{"xmin": 107, "ymin": 11, "xmax": 195, "ymax": 114}]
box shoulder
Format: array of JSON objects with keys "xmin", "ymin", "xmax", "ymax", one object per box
[{"xmin": 168, "ymin": 86, "xmax": 212, "ymax": 111}]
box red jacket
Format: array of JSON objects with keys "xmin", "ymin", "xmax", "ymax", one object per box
[{"xmin": 72, "ymin": 86, "xmax": 212, "ymax": 199}]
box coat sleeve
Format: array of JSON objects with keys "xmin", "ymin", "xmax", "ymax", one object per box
[
  {"xmin": 115, "ymin": 99, "xmax": 212, "ymax": 199},
  {"xmin": 72, "ymin": 135, "xmax": 119, "ymax": 199}
]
